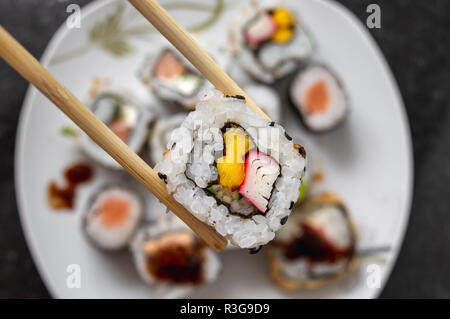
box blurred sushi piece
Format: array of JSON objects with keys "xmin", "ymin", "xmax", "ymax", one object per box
[
  {"xmin": 149, "ymin": 113, "xmax": 186, "ymax": 165},
  {"xmin": 131, "ymin": 217, "xmax": 221, "ymax": 298},
  {"xmin": 290, "ymin": 64, "xmax": 348, "ymax": 133},
  {"xmin": 243, "ymin": 84, "xmax": 281, "ymax": 123},
  {"xmin": 83, "ymin": 185, "xmax": 143, "ymax": 251},
  {"xmin": 139, "ymin": 47, "xmax": 209, "ymax": 110},
  {"xmin": 231, "ymin": 2, "xmax": 313, "ymax": 83},
  {"xmin": 80, "ymin": 87, "xmax": 153, "ymax": 169},
  {"xmin": 268, "ymin": 192, "xmax": 358, "ymax": 290}
]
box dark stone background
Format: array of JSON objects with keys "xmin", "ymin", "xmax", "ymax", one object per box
[{"xmin": 0, "ymin": 0, "xmax": 449, "ymax": 298}]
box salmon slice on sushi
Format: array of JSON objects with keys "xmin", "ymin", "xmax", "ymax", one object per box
[
  {"xmin": 83, "ymin": 185, "xmax": 143, "ymax": 251},
  {"xmin": 154, "ymin": 89, "xmax": 307, "ymax": 250},
  {"xmin": 290, "ymin": 64, "xmax": 349, "ymax": 133}
]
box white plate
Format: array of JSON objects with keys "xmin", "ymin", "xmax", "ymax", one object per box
[{"xmin": 15, "ymin": 0, "xmax": 413, "ymax": 298}]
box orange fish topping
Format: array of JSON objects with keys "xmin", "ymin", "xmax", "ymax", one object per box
[
  {"xmin": 155, "ymin": 51, "xmax": 186, "ymax": 81},
  {"xmin": 109, "ymin": 119, "xmax": 131, "ymax": 142},
  {"xmin": 99, "ymin": 197, "xmax": 131, "ymax": 228},
  {"xmin": 305, "ymin": 80, "xmax": 330, "ymax": 114}
]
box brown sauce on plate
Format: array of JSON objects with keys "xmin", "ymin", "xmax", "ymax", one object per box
[{"xmin": 47, "ymin": 162, "xmax": 93, "ymax": 210}]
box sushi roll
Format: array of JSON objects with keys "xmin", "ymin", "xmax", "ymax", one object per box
[
  {"xmin": 231, "ymin": 2, "xmax": 313, "ymax": 83},
  {"xmin": 243, "ymin": 84, "xmax": 281, "ymax": 123},
  {"xmin": 131, "ymin": 217, "xmax": 221, "ymax": 298},
  {"xmin": 139, "ymin": 47, "xmax": 211, "ymax": 110},
  {"xmin": 154, "ymin": 89, "xmax": 307, "ymax": 249},
  {"xmin": 80, "ymin": 87, "xmax": 153, "ymax": 169},
  {"xmin": 289, "ymin": 64, "xmax": 349, "ymax": 132},
  {"xmin": 83, "ymin": 185, "xmax": 143, "ymax": 251},
  {"xmin": 149, "ymin": 113, "xmax": 186, "ymax": 165},
  {"xmin": 268, "ymin": 193, "xmax": 358, "ymax": 290}
]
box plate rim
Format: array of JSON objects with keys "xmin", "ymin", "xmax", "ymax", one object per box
[
  {"xmin": 14, "ymin": 0, "xmax": 119, "ymax": 299},
  {"xmin": 14, "ymin": 0, "xmax": 414, "ymax": 299},
  {"xmin": 316, "ymin": 0, "xmax": 414, "ymax": 298}
]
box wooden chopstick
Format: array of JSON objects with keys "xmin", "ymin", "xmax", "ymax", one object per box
[
  {"xmin": 128, "ymin": 0, "xmax": 271, "ymax": 121},
  {"xmin": 0, "ymin": 26, "xmax": 227, "ymax": 252}
]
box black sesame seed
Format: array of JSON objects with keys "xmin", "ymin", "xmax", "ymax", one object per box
[
  {"xmin": 280, "ymin": 216, "xmax": 289, "ymax": 225},
  {"xmin": 289, "ymin": 201, "xmax": 294, "ymax": 210},
  {"xmin": 284, "ymin": 132, "xmax": 292, "ymax": 141},
  {"xmin": 249, "ymin": 246, "xmax": 263, "ymax": 254},
  {"xmin": 226, "ymin": 94, "xmax": 246, "ymax": 101},
  {"xmin": 269, "ymin": 121, "xmax": 275, "ymax": 127},
  {"xmin": 298, "ymin": 146, "xmax": 306, "ymax": 158},
  {"xmin": 157, "ymin": 172, "xmax": 168, "ymax": 183}
]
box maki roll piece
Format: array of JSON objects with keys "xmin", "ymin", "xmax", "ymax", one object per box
[
  {"xmin": 290, "ymin": 65, "xmax": 348, "ymax": 133},
  {"xmin": 232, "ymin": 3, "xmax": 313, "ymax": 83},
  {"xmin": 268, "ymin": 193, "xmax": 358, "ymax": 290},
  {"xmin": 139, "ymin": 48, "xmax": 210, "ymax": 110},
  {"xmin": 83, "ymin": 186, "xmax": 143, "ymax": 251},
  {"xmin": 149, "ymin": 113, "xmax": 186, "ymax": 165},
  {"xmin": 80, "ymin": 87, "xmax": 153, "ymax": 169},
  {"xmin": 131, "ymin": 219, "xmax": 221, "ymax": 298},
  {"xmin": 155, "ymin": 89, "xmax": 307, "ymax": 249},
  {"xmin": 243, "ymin": 84, "xmax": 281, "ymax": 123}
]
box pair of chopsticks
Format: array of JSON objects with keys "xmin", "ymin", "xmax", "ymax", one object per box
[{"xmin": 0, "ymin": 0, "xmax": 271, "ymax": 252}]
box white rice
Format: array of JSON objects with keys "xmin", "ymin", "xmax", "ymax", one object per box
[{"xmin": 155, "ymin": 89, "xmax": 306, "ymax": 248}]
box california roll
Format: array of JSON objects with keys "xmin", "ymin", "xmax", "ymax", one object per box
[
  {"xmin": 231, "ymin": 2, "xmax": 313, "ymax": 83},
  {"xmin": 154, "ymin": 89, "xmax": 307, "ymax": 249}
]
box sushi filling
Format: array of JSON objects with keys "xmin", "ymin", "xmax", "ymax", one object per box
[
  {"xmin": 239, "ymin": 151, "xmax": 280, "ymax": 213},
  {"xmin": 244, "ymin": 8, "xmax": 296, "ymax": 50},
  {"xmin": 92, "ymin": 94, "xmax": 138, "ymax": 143},
  {"xmin": 203, "ymin": 123, "xmax": 280, "ymax": 217},
  {"xmin": 142, "ymin": 231, "xmax": 206, "ymax": 284},
  {"xmin": 153, "ymin": 49, "xmax": 204, "ymax": 97}
]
